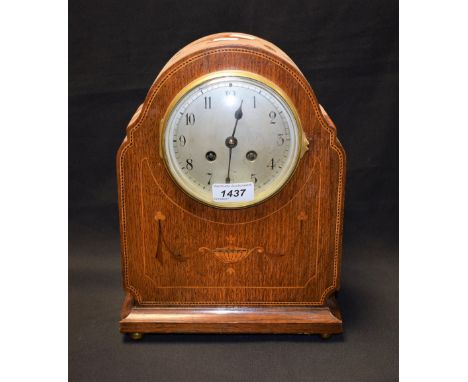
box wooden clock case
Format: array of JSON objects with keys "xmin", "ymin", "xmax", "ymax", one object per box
[{"xmin": 117, "ymin": 33, "xmax": 346, "ymax": 337}]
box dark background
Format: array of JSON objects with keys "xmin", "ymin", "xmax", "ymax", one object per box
[{"xmin": 69, "ymin": 1, "xmax": 398, "ymax": 381}]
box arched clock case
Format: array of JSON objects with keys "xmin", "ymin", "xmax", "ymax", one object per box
[{"xmin": 117, "ymin": 33, "xmax": 346, "ymax": 338}]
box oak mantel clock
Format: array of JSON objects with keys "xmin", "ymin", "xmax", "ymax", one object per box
[{"xmin": 117, "ymin": 33, "xmax": 346, "ymax": 339}]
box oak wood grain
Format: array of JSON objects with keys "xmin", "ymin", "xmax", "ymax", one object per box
[
  {"xmin": 120, "ymin": 306, "xmax": 342, "ymax": 334},
  {"xmin": 117, "ymin": 32, "xmax": 346, "ymax": 334}
]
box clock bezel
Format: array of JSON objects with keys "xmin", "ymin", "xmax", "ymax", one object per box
[{"xmin": 160, "ymin": 70, "xmax": 307, "ymax": 209}]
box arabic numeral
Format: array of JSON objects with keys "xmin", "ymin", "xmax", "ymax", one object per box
[
  {"xmin": 269, "ymin": 111, "xmax": 277, "ymax": 124},
  {"xmin": 204, "ymin": 97, "xmax": 211, "ymax": 109},
  {"xmin": 182, "ymin": 158, "xmax": 193, "ymax": 170},
  {"xmin": 185, "ymin": 113, "xmax": 195, "ymax": 125},
  {"xmin": 267, "ymin": 158, "xmax": 276, "ymax": 170},
  {"xmin": 277, "ymin": 133, "xmax": 285, "ymax": 146}
]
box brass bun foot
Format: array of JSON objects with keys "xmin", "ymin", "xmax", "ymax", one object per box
[
  {"xmin": 129, "ymin": 332, "xmax": 144, "ymax": 340},
  {"xmin": 320, "ymin": 333, "xmax": 332, "ymax": 340}
]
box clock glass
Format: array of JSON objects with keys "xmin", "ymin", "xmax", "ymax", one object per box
[{"xmin": 162, "ymin": 71, "xmax": 302, "ymax": 208}]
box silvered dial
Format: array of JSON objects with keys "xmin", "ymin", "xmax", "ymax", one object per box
[{"xmin": 163, "ymin": 72, "xmax": 301, "ymax": 207}]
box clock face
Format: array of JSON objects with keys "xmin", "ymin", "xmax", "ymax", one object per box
[{"xmin": 162, "ymin": 71, "xmax": 302, "ymax": 208}]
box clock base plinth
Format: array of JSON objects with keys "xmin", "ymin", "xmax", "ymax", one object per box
[{"xmin": 119, "ymin": 294, "xmax": 343, "ymax": 335}]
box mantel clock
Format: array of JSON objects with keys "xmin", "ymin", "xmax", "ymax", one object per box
[{"xmin": 117, "ymin": 33, "xmax": 346, "ymax": 339}]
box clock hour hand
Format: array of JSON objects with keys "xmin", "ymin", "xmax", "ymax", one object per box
[{"xmin": 225, "ymin": 100, "xmax": 243, "ymax": 183}]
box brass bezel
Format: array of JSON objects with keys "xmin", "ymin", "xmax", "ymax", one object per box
[{"xmin": 160, "ymin": 70, "xmax": 308, "ymax": 209}]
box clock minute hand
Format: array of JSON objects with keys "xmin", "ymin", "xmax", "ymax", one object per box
[
  {"xmin": 231, "ymin": 100, "xmax": 243, "ymax": 137},
  {"xmin": 225, "ymin": 100, "xmax": 243, "ymax": 183}
]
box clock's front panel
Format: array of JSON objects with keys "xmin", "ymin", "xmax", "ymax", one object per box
[{"xmin": 119, "ymin": 52, "xmax": 342, "ymax": 306}]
